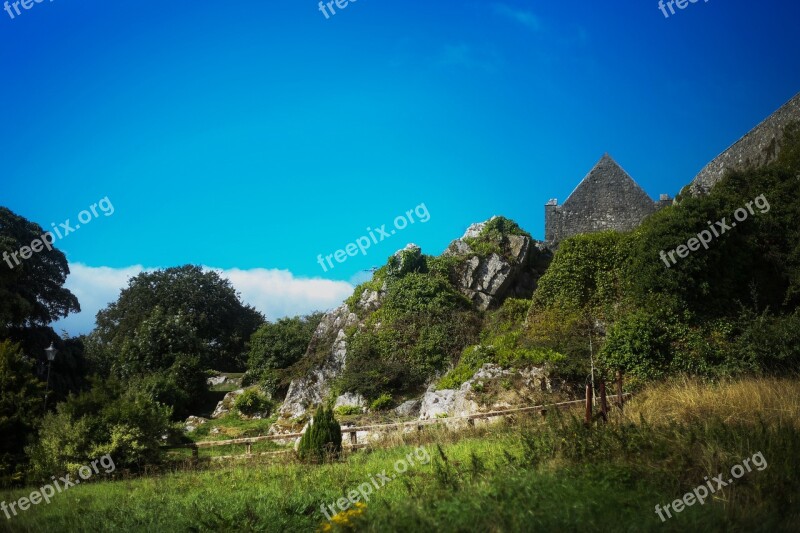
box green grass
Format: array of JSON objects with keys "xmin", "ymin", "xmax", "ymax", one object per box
[{"xmin": 3, "ymin": 377, "xmax": 800, "ymax": 532}]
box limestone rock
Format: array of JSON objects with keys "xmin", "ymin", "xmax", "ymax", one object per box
[
  {"xmin": 211, "ymin": 389, "xmax": 245, "ymax": 419},
  {"xmin": 184, "ymin": 416, "xmax": 208, "ymax": 433},
  {"xmin": 277, "ymin": 303, "xmax": 360, "ymax": 419},
  {"xmin": 418, "ymin": 364, "xmax": 557, "ymax": 420},
  {"xmin": 334, "ymin": 392, "xmax": 368, "ymax": 412},
  {"xmin": 394, "ymin": 399, "xmax": 421, "ymax": 417}
]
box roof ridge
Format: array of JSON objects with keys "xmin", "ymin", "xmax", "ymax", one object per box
[{"xmin": 562, "ymin": 154, "xmax": 651, "ymax": 205}]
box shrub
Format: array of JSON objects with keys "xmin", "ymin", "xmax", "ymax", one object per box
[
  {"xmin": 370, "ymin": 393, "xmax": 394, "ymax": 411},
  {"xmin": 334, "ymin": 405, "xmax": 363, "ymax": 416},
  {"xmin": 297, "ymin": 405, "xmax": 342, "ymax": 463},
  {"xmin": 26, "ymin": 377, "xmax": 172, "ymax": 480},
  {"xmin": 247, "ymin": 313, "xmax": 323, "ymax": 387},
  {"xmin": 0, "ymin": 341, "xmax": 43, "ymax": 486},
  {"xmin": 233, "ymin": 388, "xmax": 273, "ymax": 417}
]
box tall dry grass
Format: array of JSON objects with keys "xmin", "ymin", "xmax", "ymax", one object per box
[{"xmin": 622, "ymin": 374, "xmax": 800, "ymax": 428}]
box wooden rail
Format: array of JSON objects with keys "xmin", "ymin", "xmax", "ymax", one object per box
[{"xmin": 163, "ymin": 392, "xmax": 631, "ymax": 460}]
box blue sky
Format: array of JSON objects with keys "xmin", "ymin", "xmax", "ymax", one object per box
[{"xmin": 1, "ymin": 0, "xmax": 799, "ymax": 334}]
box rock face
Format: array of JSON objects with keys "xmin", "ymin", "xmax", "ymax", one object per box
[
  {"xmin": 418, "ymin": 364, "xmax": 556, "ymax": 420},
  {"xmin": 444, "ymin": 220, "xmax": 551, "ymax": 310},
  {"xmin": 334, "ymin": 392, "xmax": 368, "ymax": 412},
  {"xmin": 689, "ymin": 92, "xmax": 800, "ymax": 196},
  {"xmin": 207, "ymin": 374, "xmax": 243, "ymax": 388},
  {"xmin": 211, "ymin": 389, "xmax": 245, "ymax": 419},
  {"xmin": 278, "ymin": 303, "xmax": 361, "ymax": 419}
]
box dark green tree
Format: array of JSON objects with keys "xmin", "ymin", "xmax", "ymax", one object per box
[
  {"xmin": 0, "ymin": 207, "xmax": 80, "ymax": 331},
  {"xmin": 297, "ymin": 405, "xmax": 342, "ymax": 463},
  {"xmin": 92, "ymin": 265, "xmax": 264, "ymax": 372},
  {"xmin": 0, "ymin": 341, "xmax": 43, "ymax": 486},
  {"xmin": 246, "ymin": 313, "xmax": 323, "ymax": 390}
]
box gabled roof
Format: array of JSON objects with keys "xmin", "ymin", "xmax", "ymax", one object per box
[{"xmin": 562, "ymin": 154, "xmax": 654, "ymax": 208}]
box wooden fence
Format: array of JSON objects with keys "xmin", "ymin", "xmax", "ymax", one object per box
[{"xmin": 164, "ymin": 380, "xmax": 630, "ymax": 462}]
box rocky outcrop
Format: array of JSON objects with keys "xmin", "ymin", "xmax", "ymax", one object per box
[
  {"xmin": 334, "ymin": 392, "xmax": 368, "ymax": 412},
  {"xmin": 444, "ymin": 219, "xmax": 551, "ymax": 310},
  {"xmin": 211, "ymin": 389, "xmax": 244, "ymax": 419},
  {"xmin": 207, "ymin": 374, "xmax": 243, "ymax": 388},
  {"xmin": 278, "ymin": 303, "xmax": 361, "ymax": 419},
  {"xmin": 418, "ymin": 364, "xmax": 556, "ymax": 420},
  {"xmin": 394, "ymin": 399, "xmax": 421, "ymax": 417},
  {"xmin": 689, "ymin": 92, "xmax": 800, "ymax": 196}
]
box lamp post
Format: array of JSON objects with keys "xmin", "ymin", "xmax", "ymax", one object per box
[{"xmin": 43, "ymin": 343, "xmax": 58, "ymax": 411}]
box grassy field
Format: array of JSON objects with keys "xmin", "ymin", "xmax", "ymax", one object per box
[{"xmin": 2, "ymin": 377, "xmax": 799, "ymax": 532}]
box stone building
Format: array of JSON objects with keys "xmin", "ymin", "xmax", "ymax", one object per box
[
  {"xmin": 688, "ymin": 92, "xmax": 800, "ymax": 196},
  {"xmin": 544, "ymin": 154, "xmax": 670, "ymax": 245}
]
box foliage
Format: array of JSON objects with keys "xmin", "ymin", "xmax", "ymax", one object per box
[
  {"xmin": 339, "ymin": 268, "xmax": 480, "ymax": 398},
  {"xmin": 233, "ymin": 388, "xmax": 273, "ymax": 417},
  {"xmin": 26, "ymin": 377, "xmax": 172, "ymax": 480},
  {"xmin": 296, "ymin": 405, "xmax": 342, "ymax": 463},
  {"xmin": 531, "ymin": 231, "xmax": 629, "ymax": 316},
  {"xmin": 246, "ymin": 313, "xmax": 323, "ymax": 392},
  {"xmin": 0, "ymin": 207, "xmax": 80, "ymax": 329},
  {"xmin": 126, "ymin": 353, "xmax": 207, "ymax": 419},
  {"xmin": 334, "ymin": 405, "xmax": 362, "ymax": 416},
  {"xmin": 462, "ymin": 217, "xmax": 531, "ymax": 261},
  {"xmin": 0, "ymin": 341, "xmax": 43, "ymax": 486},
  {"xmin": 93, "ymin": 265, "xmax": 264, "ymax": 372},
  {"xmin": 370, "ymin": 393, "xmax": 394, "ymax": 411}
]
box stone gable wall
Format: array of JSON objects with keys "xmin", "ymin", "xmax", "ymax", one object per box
[{"xmin": 545, "ymin": 156, "xmax": 659, "ymax": 244}]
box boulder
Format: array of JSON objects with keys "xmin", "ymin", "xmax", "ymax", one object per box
[
  {"xmin": 184, "ymin": 416, "xmax": 208, "ymax": 433},
  {"xmin": 211, "ymin": 389, "xmax": 244, "ymax": 419},
  {"xmin": 334, "ymin": 392, "xmax": 368, "ymax": 412},
  {"xmin": 394, "ymin": 399, "xmax": 421, "ymax": 417}
]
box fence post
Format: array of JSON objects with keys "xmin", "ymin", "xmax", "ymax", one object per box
[
  {"xmin": 350, "ymin": 431, "xmax": 358, "ymax": 446},
  {"xmin": 191, "ymin": 446, "xmax": 199, "ymax": 464},
  {"xmin": 246, "ymin": 443, "xmax": 252, "ymax": 456},
  {"xmin": 584, "ymin": 383, "xmax": 593, "ymax": 425},
  {"xmin": 599, "ymin": 380, "xmax": 608, "ymax": 423},
  {"xmin": 616, "ymin": 371, "xmax": 624, "ymax": 410}
]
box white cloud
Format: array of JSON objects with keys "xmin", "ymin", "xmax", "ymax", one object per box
[
  {"xmin": 51, "ymin": 263, "xmax": 146, "ymax": 336},
  {"xmin": 208, "ymin": 267, "xmax": 354, "ymax": 321},
  {"xmin": 51, "ymin": 263, "xmax": 355, "ymax": 336},
  {"xmin": 493, "ymin": 3, "xmax": 542, "ymax": 31}
]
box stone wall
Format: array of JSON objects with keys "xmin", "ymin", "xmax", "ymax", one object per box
[
  {"xmin": 545, "ymin": 154, "xmax": 665, "ymax": 245},
  {"xmin": 689, "ymin": 93, "xmax": 800, "ymax": 196}
]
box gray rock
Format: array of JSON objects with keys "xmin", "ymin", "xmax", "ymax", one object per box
[
  {"xmin": 184, "ymin": 416, "xmax": 208, "ymax": 433},
  {"xmin": 334, "ymin": 392, "xmax": 367, "ymax": 412},
  {"xmin": 394, "ymin": 399, "xmax": 421, "ymax": 417},
  {"xmin": 418, "ymin": 364, "xmax": 556, "ymax": 420},
  {"xmin": 211, "ymin": 389, "xmax": 244, "ymax": 419},
  {"xmin": 277, "ymin": 304, "xmax": 360, "ymax": 419}
]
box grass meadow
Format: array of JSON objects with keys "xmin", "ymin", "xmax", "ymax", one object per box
[{"xmin": 2, "ymin": 377, "xmax": 799, "ymax": 532}]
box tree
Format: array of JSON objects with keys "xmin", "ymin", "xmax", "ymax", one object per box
[
  {"xmin": 93, "ymin": 265, "xmax": 264, "ymax": 372},
  {"xmin": 297, "ymin": 405, "xmax": 342, "ymax": 463},
  {"xmin": 0, "ymin": 207, "xmax": 79, "ymax": 331},
  {"xmin": 0, "ymin": 341, "xmax": 43, "ymax": 486},
  {"xmin": 246, "ymin": 313, "xmax": 323, "ymax": 388}
]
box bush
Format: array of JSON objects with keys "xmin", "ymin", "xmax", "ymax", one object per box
[
  {"xmin": 233, "ymin": 388, "xmax": 273, "ymax": 417},
  {"xmin": 247, "ymin": 314, "xmax": 322, "ymax": 388},
  {"xmin": 25, "ymin": 377, "xmax": 172, "ymax": 480},
  {"xmin": 0, "ymin": 341, "xmax": 43, "ymax": 486},
  {"xmin": 296, "ymin": 405, "xmax": 342, "ymax": 463},
  {"xmin": 370, "ymin": 393, "xmax": 394, "ymax": 411},
  {"xmin": 334, "ymin": 405, "xmax": 363, "ymax": 416}
]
